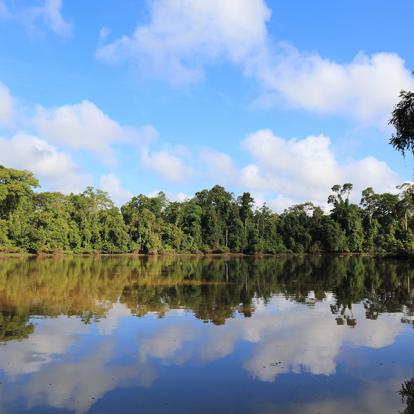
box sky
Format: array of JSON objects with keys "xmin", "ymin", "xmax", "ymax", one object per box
[{"xmin": 0, "ymin": 0, "xmax": 413, "ymax": 210}]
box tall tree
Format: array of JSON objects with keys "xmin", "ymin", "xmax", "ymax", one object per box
[
  {"xmin": 328, "ymin": 184, "xmax": 364, "ymax": 252},
  {"xmin": 0, "ymin": 166, "xmax": 39, "ymax": 249}
]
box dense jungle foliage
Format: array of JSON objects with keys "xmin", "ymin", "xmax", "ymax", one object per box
[{"xmin": 1, "ymin": 165, "xmax": 414, "ymax": 254}]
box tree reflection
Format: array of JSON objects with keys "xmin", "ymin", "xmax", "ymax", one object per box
[
  {"xmin": 0, "ymin": 312, "xmax": 34, "ymax": 342},
  {"xmin": 400, "ymin": 378, "xmax": 414, "ymax": 414},
  {"xmin": 0, "ymin": 255, "xmax": 413, "ymax": 342}
]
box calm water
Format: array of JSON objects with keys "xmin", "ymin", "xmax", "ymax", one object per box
[{"xmin": 0, "ymin": 256, "xmax": 413, "ymax": 414}]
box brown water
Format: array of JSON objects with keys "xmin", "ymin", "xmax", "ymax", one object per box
[{"xmin": 0, "ymin": 255, "xmax": 413, "ymax": 413}]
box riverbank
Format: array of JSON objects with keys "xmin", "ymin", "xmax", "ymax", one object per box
[{"xmin": 0, "ymin": 250, "xmax": 410, "ymax": 259}]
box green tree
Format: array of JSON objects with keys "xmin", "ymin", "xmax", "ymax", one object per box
[
  {"xmin": 329, "ymin": 184, "xmax": 364, "ymax": 252},
  {"xmin": 389, "ymin": 87, "xmax": 414, "ymax": 157},
  {"xmin": 0, "ymin": 166, "xmax": 39, "ymax": 249},
  {"xmin": 122, "ymin": 195, "xmax": 162, "ymax": 253}
]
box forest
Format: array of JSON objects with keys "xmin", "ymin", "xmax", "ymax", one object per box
[{"xmin": 1, "ymin": 165, "xmax": 414, "ymax": 255}]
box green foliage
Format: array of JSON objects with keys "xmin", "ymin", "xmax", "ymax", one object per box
[
  {"xmin": 389, "ymin": 89, "xmax": 414, "ymax": 156},
  {"xmin": 0, "ymin": 165, "xmax": 39, "ymax": 219},
  {"xmin": 1, "ymin": 165, "xmax": 414, "ymax": 255}
]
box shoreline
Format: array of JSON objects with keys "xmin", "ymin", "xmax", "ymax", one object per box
[{"xmin": 0, "ymin": 251, "xmax": 409, "ymax": 259}]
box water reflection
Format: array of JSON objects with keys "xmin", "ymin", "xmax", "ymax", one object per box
[
  {"xmin": 0, "ymin": 255, "xmax": 413, "ymax": 413},
  {"xmin": 400, "ymin": 378, "xmax": 414, "ymax": 414}
]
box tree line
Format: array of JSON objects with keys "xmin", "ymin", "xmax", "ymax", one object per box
[{"xmin": 2, "ymin": 165, "xmax": 414, "ymax": 254}]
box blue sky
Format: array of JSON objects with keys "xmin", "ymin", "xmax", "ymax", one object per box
[{"xmin": 0, "ymin": 0, "xmax": 413, "ymax": 209}]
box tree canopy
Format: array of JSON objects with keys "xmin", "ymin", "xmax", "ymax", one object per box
[{"xmin": 389, "ymin": 76, "xmax": 414, "ymax": 156}]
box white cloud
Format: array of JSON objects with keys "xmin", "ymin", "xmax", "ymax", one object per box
[
  {"xmin": 262, "ymin": 195, "xmax": 295, "ymax": 212},
  {"xmin": 22, "ymin": 0, "xmax": 72, "ymax": 37},
  {"xmin": 342, "ymin": 156, "xmax": 400, "ymax": 194},
  {"xmin": 147, "ymin": 190, "xmax": 191, "ymax": 202},
  {"xmin": 34, "ymin": 100, "xmax": 142, "ymax": 164},
  {"xmin": 0, "ymin": 81, "xmax": 14, "ymax": 124},
  {"xmin": 34, "ymin": 100, "xmax": 159, "ymax": 165},
  {"xmin": 169, "ymin": 192, "xmax": 191, "ymax": 202},
  {"xmin": 2, "ymin": 0, "xmax": 71, "ymax": 37},
  {"xmin": 238, "ymin": 129, "xmax": 400, "ymax": 208},
  {"xmin": 200, "ymin": 148, "xmax": 238, "ymax": 183},
  {"xmin": 96, "ymin": 0, "xmax": 414, "ymax": 125},
  {"xmin": 141, "ymin": 147, "xmax": 194, "ymax": 182},
  {"xmin": 96, "ymin": 0, "xmax": 271, "ymax": 85},
  {"xmin": 258, "ymin": 47, "xmax": 414, "ymax": 125},
  {"xmin": 41, "ymin": 0, "xmax": 71, "ymax": 36},
  {"xmin": 99, "ymin": 173, "xmax": 132, "ymax": 206},
  {"xmin": 198, "ymin": 129, "xmax": 400, "ymax": 209},
  {"xmin": 0, "ymin": 133, "xmax": 90, "ymax": 193}
]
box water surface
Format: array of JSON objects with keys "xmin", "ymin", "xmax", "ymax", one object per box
[{"xmin": 0, "ymin": 256, "xmax": 413, "ymax": 413}]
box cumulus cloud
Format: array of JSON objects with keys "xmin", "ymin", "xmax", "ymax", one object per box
[
  {"xmin": 239, "ymin": 129, "xmax": 400, "ymax": 208},
  {"xmin": 99, "ymin": 173, "xmax": 132, "ymax": 206},
  {"xmin": 0, "ymin": 133, "xmax": 90, "ymax": 193},
  {"xmin": 96, "ymin": 0, "xmax": 414, "ymax": 125},
  {"xmin": 200, "ymin": 148, "xmax": 238, "ymax": 183},
  {"xmin": 33, "ymin": 100, "xmax": 152, "ymax": 164},
  {"xmin": 0, "ymin": 81, "xmax": 14, "ymax": 124},
  {"xmin": 96, "ymin": 0, "xmax": 271, "ymax": 85},
  {"xmin": 141, "ymin": 147, "xmax": 194, "ymax": 182},
  {"xmin": 257, "ymin": 47, "xmax": 414, "ymax": 125},
  {"xmin": 198, "ymin": 129, "xmax": 400, "ymax": 209}
]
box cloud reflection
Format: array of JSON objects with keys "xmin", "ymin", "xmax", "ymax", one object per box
[
  {"xmin": 0, "ymin": 293, "xmax": 407, "ymax": 413},
  {"xmin": 139, "ymin": 295, "xmax": 404, "ymax": 382}
]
